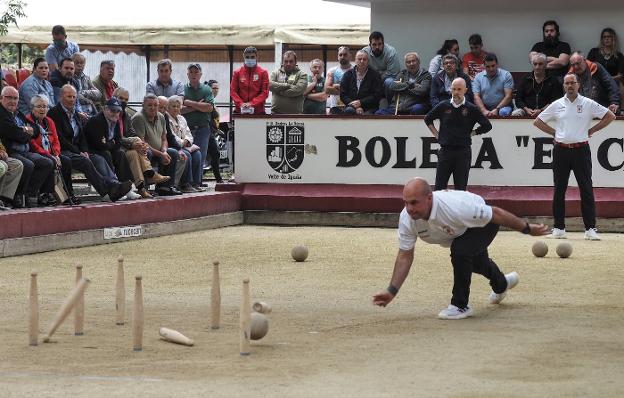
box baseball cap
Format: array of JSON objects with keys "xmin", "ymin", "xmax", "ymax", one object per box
[
  {"xmin": 187, "ymin": 63, "xmax": 202, "ymax": 71},
  {"xmin": 105, "ymin": 97, "xmax": 122, "ymax": 111}
]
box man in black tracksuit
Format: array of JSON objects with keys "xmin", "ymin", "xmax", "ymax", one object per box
[{"xmin": 424, "ymin": 77, "xmax": 492, "ymax": 191}]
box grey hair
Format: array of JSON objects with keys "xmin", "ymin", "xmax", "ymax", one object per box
[
  {"xmin": 405, "ymin": 52, "xmax": 420, "ymax": 62},
  {"xmin": 143, "ymin": 93, "xmax": 158, "ymax": 102},
  {"xmin": 531, "ymin": 53, "xmax": 547, "ymax": 64},
  {"xmin": 113, "ymin": 87, "xmax": 129, "ymax": 97},
  {"xmin": 30, "ymin": 94, "xmax": 49, "ymax": 108},
  {"xmin": 168, "ymin": 95, "xmax": 183, "ymax": 106},
  {"xmin": 442, "ymin": 54, "xmax": 458, "ymax": 65}
]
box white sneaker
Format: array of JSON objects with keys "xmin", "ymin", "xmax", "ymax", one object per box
[
  {"xmin": 584, "ymin": 228, "xmax": 601, "ymax": 241},
  {"xmin": 489, "ymin": 272, "xmax": 519, "ymax": 304},
  {"xmin": 547, "ymin": 228, "xmax": 566, "ymax": 239},
  {"xmin": 122, "ymin": 190, "xmax": 141, "ymax": 200},
  {"xmin": 438, "ymin": 304, "xmax": 474, "ymax": 320}
]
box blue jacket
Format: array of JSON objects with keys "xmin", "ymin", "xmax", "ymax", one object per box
[{"xmin": 430, "ymin": 70, "xmax": 473, "ymax": 108}]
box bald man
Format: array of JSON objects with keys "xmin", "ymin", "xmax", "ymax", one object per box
[
  {"xmin": 373, "ymin": 177, "xmax": 549, "ymax": 319},
  {"xmin": 424, "ymin": 77, "xmax": 492, "ymax": 191}
]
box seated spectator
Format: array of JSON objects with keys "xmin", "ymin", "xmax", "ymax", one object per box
[
  {"xmin": 376, "ymin": 52, "xmax": 431, "ymax": 115},
  {"xmin": 325, "ymin": 46, "xmax": 353, "ymax": 114},
  {"xmin": 430, "ymin": 54, "xmax": 473, "ymax": 108},
  {"xmin": 230, "ymin": 46, "xmax": 269, "ymax": 115},
  {"xmin": 157, "ymin": 95, "xmax": 188, "ymax": 191},
  {"xmin": 0, "ymin": 87, "xmax": 55, "ymax": 208},
  {"xmin": 472, "ymin": 53, "xmax": 514, "ymax": 117},
  {"xmin": 587, "ymin": 28, "xmax": 624, "ymax": 105},
  {"xmin": 463, "ymin": 34, "xmax": 487, "ymax": 80},
  {"xmin": 48, "ymin": 85, "xmax": 132, "ymax": 202},
  {"xmin": 72, "ymin": 53, "xmax": 101, "ymax": 117},
  {"xmin": 26, "ymin": 94, "xmax": 74, "ymax": 204},
  {"xmin": 512, "ymin": 53, "xmax": 563, "ymax": 117},
  {"xmin": 0, "ymin": 139, "xmax": 24, "ymax": 210},
  {"xmin": 269, "ymin": 51, "xmax": 308, "ymax": 114},
  {"xmin": 167, "ymin": 95, "xmax": 203, "ymax": 192},
  {"xmin": 113, "ymin": 87, "xmax": 137, "ymax": 118},
  {"xmin": 45, "ymin": 25, "xmax": 80, "ymax": 73},
  {"xmin": 529, "ymin": 20, "xmax": 571, "ymax": 79},
  {"xmin": 569, "ymin": 52, "xmax": 620, "ymax": 113},
  {"xmin": 303, "ymin": 59, "xmax": 327, "ymax": 114},
  {"xmin": 92, "ymin": 60, "xmax": 119, "ymax": 112},
  {"xmin": 146, "ymin": 59, "xmax": 185, "ymax": 98},
  {"xmin": 361, "ymin": 31, "xmax": 400, "ymax": 101},
  {"xmin": 18, "ymin": 58, "xmax": 55, "ymax": 115},
  {"xmin": 429, "ymin": 39, "xmax": 460, "ymax": 76},
  {"xmin": 49, "ymin": 58, "xmax": 86, "ymax": 117},
  {"xmin": 132, "ymin": 94, "xmax": 184, "ymax": 196},
  {"xmin": 339, "ymin": 50, "xmax": 383, "ymax": 115}
]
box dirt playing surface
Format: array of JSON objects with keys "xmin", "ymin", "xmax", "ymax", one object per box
[{"xmin": 1, "ymin": 226, "xmax": 623, "ymax": 397}]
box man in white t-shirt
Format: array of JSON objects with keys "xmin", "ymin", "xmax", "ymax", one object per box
[
  {"xmin": 373, "ymin": 177, "xmax": 549, "ymax": 320},
  {"xmin": 534, "ymin": 73, "xmax": 615, "ymax": 241}
]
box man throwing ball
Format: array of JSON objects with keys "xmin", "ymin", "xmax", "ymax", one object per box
[{"xmin": 373, "ymin": 178, "xmax": 549, "ymax": 319}]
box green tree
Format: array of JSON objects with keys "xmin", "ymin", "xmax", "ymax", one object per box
[{"xmin": 0, "ymin": 0, "xmax": 26, "ymax": 35}]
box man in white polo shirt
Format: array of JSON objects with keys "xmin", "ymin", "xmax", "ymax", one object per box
[
  {"xmin": 534, "ymin": 73, "xmax": 615, "ymax": 240},
  {"xmin": 373, "ymin": 178, "xmax": 549, "ymax": 320}
]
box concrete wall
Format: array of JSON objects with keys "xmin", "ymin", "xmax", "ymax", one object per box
[{"xmin": 370, "ymin": 0, "xmax": 624, "ymax": 73}]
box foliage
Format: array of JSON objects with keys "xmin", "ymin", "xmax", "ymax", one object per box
[{"xmin": 0, "ymin": 0, "xmax": 26, "ymax": 36}]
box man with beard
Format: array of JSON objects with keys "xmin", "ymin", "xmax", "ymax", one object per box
[
  {"xmin": 325, "ymin": 46, "xmax": 353, "ymax": 114},
  {"xmin": 529, "ymin": 20, "xmax": 571, "ymax": 79},
  {"xmin": 362, "ymin": 31, "xmax": 400, "ymax": 102}
]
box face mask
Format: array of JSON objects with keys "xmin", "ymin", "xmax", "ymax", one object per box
[
  {"xmin": 54, "ymin": 39, "xmax": 66, "ymax": 47},
  {"xmin": 120, "ymin": 101, "xmax": 127, "ymax": 110},
  {"xmin": 244, "ymin": 59, "xmax": 257, "ymax": 68}
]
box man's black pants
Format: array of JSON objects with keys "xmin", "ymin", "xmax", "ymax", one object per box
[
  {"xmin": 450, "ymin": 223, "xmax": 508, "ymax": 309},
  {"xmin": 435, "ymin": 146, "xmax": 471, "ymax": 191}
]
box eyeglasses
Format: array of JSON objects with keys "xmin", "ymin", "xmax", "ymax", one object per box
[
  {"xmin": 34, "ymin": 104, "xmax": 49, "ymax": 109},
  {"xmin": 2, "ymin": 96, "xmax": 18, "ymax": 100},
  {"xmin": 570, "ymin": 61, "xmax": 583, "ymax": 67}
]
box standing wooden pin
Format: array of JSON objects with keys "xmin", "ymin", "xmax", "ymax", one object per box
[
  {"xmin": 43, "ymin": 278, "xmax": 90, "ymax": 343},
  {"xmin": 116, "ymin": 255, "xmax": 125, "ymax": 325},
  {"xmin": 211, "ymin": 261, "xmax": 221, "ymax": 329},
  {"xmin": 29, "ymin": 271, "xmax": 39, "ymax": 346},
  {"xmin": 132, "ymin": 275, "xmax": 144, "ymax": 352},
  {"xmin": 240, "ymin": 278, "xmax": 251, "ymax": 356},
  {"xmin": 74, "ymin": 265, "xmax": 84, "ymax": 336}
]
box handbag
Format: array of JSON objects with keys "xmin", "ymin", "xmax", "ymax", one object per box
[{"xmin": 52, "ymin": 169, "xmax": 69, "ymax": 204}]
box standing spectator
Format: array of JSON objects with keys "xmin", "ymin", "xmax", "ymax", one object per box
[
  {"xmin": 587, "ymin": 28, "xmax": 624, "ymax": 103},
  {"xmin": 534, "ymin": 73, "xmax": 616, "ymax": 240},
  {"xmin": 92, "ymin": 60, "xmax": 119, "ymax": 112},
  {"xmin": 339, "ymin": 50, "xmax": 383, "ymax": 115},
  {"xmin": 269, "ymin": 51, "xmax": 308, "ymax": 114},
  {"xmin": 303, "ymin": 59, "xmax": 327, "ymax": 114},
  {"xmin": 72, "ymin": 53, "xmax": 101, "ymax": 117},
  {"xmin": 430, "ymin": 54, "xmax": 473, "ymax": 108},
  {"xmin": 0, "ymin": 140, "xmax": 24, "ymax": 209},
  {"xmin": 230, "ymin": 46, "xmax": 269, "ymax": 115},
  {"xmin": 429, "ymin": 39, "xmax": 461, "ymax": 76},
  {"xmin": 376, "ymin": 52, "xmax": 431, "ymax": 115},
  {"xmin": 167, "ymin": 95, "xmax": 202, "ymax": 192},
  {"xmin": 206, "ymin": 80, "xmax": 221, "ymax": 129},
  {"xmin": 424, "ymin": 78, "xmax": 492, "ymax": 191},
  {"xmin": 361, "ymin": 31, "xmax": 401, "ymax": 102},
  {"xmin": 18, "ymin": 58, "xmax": 55, "ymax": 115},
  {"xmin": 472, "ymin": 53, "xmax": 514, "ymax": 117},
  {"xmin": 45, "ymin": 25, "xmax": 80, "ymax": 73},
  {"xmin": 512, "ymin": 53, "xmax": 563, "ymax": 117},
  {"xmin": 146, "ymin": 59, "xmax": 185, "ymax": 98},
  {"xmin": 569, "ymin": 52, "xmax": 620, "ymax": 114},
  {"xmin": 462, "ymin": 34, "xmax": 488, "ymax": 80},
  {"xmin": 529, "ymin": 20, "xmax": 571, "ymax": 79},
  {"xmin": 325, "ymin": 46, "xmax": 353, "ymax": 114}
]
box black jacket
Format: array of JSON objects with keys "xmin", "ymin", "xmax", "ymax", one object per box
[
  {"xmin": 0, "ymin": 103, "xmax": 40, "ymax": 154},
  {"xmin": 47, "ymin": 103, "xmax": 88, "ymax": 153},
  {"xmin": 84, "ymin": 111, "xmax": 123, "ymax": 153},
  {"xmin": 340, "ymin": 66, "xmax": 383, "ymax": 111},
  {"xmin": 515, "ymin": 73, "xmax": 563, "ymax": 111},
  {"xmin": 430, "ymin": 70, "xmax": 474, "ymax": 108}
]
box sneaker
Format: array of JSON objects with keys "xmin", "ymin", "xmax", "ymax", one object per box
[
  {"xmin": 438, "ymin": 304, "xmax": 474, "ymax": 320},
  {"xmin": 489, "ymin": 272, "xmax": 519, "ymax": 304},
  {"xmin": 109, "ymin": 181, "xmax": 133, "ymax": 202},
  {"xmin": 547, "ymin": 228, "xmax": 566, "ymax": 239},
  {"xmin": 584, "ymin": 228, "xmax": 601, "ymax": 241},
  {"xmin": 123, "ymin": 190, "xmax": 142, "ymax": 200}
]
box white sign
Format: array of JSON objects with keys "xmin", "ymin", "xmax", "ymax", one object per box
[
  {"xmin": 103, "ymin": 225, "xmax": 143, "ymax": 240},
  {"xmin": 235, "ymin": 117, "xmax": 624, "ymax": 187}
]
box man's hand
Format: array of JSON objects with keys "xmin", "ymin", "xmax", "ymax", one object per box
[
  {"xmin": 80, "ymin": 152, "xmax": 89, "ymax": 158},
  {"xmin": 528, "ymin": 223, "xmax": 550, "ymax": 236},
  {"xmin": 52, "ymin": 155, "xmax": 61, "ymax": 167},
  {"xmin": 372, "ymin": 290, "xmax": 395, "ymax": 307},
  {"xmin": 349, "ymin": 100, "xmax": 361, "ymax": 108},
  {"xmin": 23, "ymin": 126, "xmax": 34, "ymax": 136},
  {"xmin": 356, "ymin": 107, "xmax": 364, "ymax": 115},
  {"xmin": 160, "ymin": 151, "xmax": 171, "ymax": 165},
  {"xmin": 0, "ymin": 150, "xmax": 8, "ymax": 161},
  {"xmin": 178, "ymin": 150, "xmax": 187, "ymax": 161},
  {"xmin": 608, "ymin": 104, "xmax": 619, "ymax": 114},
  {"xmin": 78, "ymin": 112, "xmax": 90, "ymax": 123}
]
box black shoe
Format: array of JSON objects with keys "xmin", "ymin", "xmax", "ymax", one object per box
[
  {"xmin": 170, "ymin": 187, "xmax": 183, "ymax": 195},
  {"xmin": 26, "ymin": 196, "xmax": 39, "ymax": 208},
  {"xmin": 63, "ymin": 195, "xmax": 81, "ymax": 205},
  {"xmin": 0, "ymin": 199, "xmax": 10, "ymax": 210},
  {"xmin": 156, "ymin": 186, "xmax": 175, "ymax": 196},
  {"xmin": 143, "ymin": 169, "xmax": 155, "ymax": 179},
  {"xmin": 38, "ymin": 193, "xmax": 58, "ymax": 207},
  {"xmin": 109, "ymin": 181, "xmax": 133, "ymax": 202},
  {"xmin": 12, "ymin": 195, "xmax": 25, "ymax": 209}
]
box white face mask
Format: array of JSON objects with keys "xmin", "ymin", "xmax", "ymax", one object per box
[{"xmin": 244, "ymin": 59, "xmax": 257, "ymax": 68}]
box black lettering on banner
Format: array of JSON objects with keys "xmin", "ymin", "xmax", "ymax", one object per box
[
  {"xmin": 393, "ymin": 137, "xmax": 416, "ymax": 168},
  {"xmin": 420, "ymin": 137, "xmax": 439, "ymax": 168},
  {"xmin": 473, "ymin": 138, "xmax": 502, "ymax": 169},
  {"xmin": 365, "ymin": 136, "xmax": 391, "ymax": 167},
  {"xmin": 533, "ymin": 137, "xmax": 554, "ymax": 169},
  {"xmin": 597, "ymin": 138, "xmax": 624, "ymax": 171},
  {"xmin": 336, "ymin": 136, "xmax": 361, "ymax": 167}
]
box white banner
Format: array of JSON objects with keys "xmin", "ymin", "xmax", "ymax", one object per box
[{"xmin": 235, "ymin": 117, "xmax": 624, "ymax": 187}]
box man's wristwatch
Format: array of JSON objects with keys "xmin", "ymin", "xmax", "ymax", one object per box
[{"xmin": 522, "ymin": 222, "xmax": 531, "ymax": 234}]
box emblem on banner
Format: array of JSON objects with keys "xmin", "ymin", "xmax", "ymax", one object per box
[{"xmin": 266, "ymin": 122, "xmax": 305, "ymax": 174}]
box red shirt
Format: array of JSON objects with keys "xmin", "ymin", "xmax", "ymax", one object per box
[
  {"xmin": 230, "ymin": 65, "xmax": 269, "ymax": 114},
  {"xmin": 463, "ymin": 51, "xmax": 487, "ymax": 79}
]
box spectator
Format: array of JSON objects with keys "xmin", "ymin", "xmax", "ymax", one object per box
[
  {"xmin": 362, "ymin": 31, "xmax": 400, "ymax": 101},
  {"xmin": 429, "ymin": 39, "xmax": 460, "ymax": 76},
  {"xmin": 146, "ymin": 59, "xmax": 185, "ymax": 98},
  {"xmin": 587, "ymin": 28, "xmax": 624, "ymax": 105},
  {"xmin": 167, "ymin": 95, "xmax": 203, "ymax": 192},
  {"xmin": 339, "ymin": 50, "xmax": 383, "ymax": 115},
  {"xmin": 529, "ymin": 20, "xmax": 571, "ymax": 79},
  {"xmin": 206, "ymin": 80, "xmax": 221, "ymax": 130},
  {"xmin": 472, "ymin": 53, "xmax": 514, "ymax": 117},
  {"xmin": 0, "ymin": 138, "xmax": 24, "ymax": 210},
  {"xmin": 49, "ymin": 58, "xmax": 86, "ymax": 118},
  {"xmin": 376, "ymin": 52, "xmax": 431, "ymax": 115},
  {"xmin": 92, "ymin": 60, "xmax": 119, "ymax": 112},
  {"xmin": 48, "ymin": 85, "xmax": 132, "ymax": 202},
  {"xmin": 569, "ymin": 52, "xmax": 620, "ymax": 114},
  {"xmin": 45, "ymin": 25, "xmax": 80, "ymax": 73},
  {"xmin": 512, "ymin": 53, "xmax": 563, "ymax": 117},
  {"xmin": 303, "ymin": 59, "xmax": 327, "ymax": 114},
  {"xmin": 325, "ymin": 46, "xmax": 353, "ymax": 114},
  {"xmin": 430, "ymin": 54, "xmax": 473, "ymax": 108},
  {"xmin": 0, "ymin": 87, "xmax": 55, "ymax": 208},
  {"xmin": 462, "ymin": 34, "xmax": 487, "ymax": 80},
  {"xmin": 132, "ymin": 94, "xmax": 184, "ymax": 196},
  {"xmin": 230, "ymin": 46, "xmax": 269, "ymax": 115},
  {"xmin": 113, "ymin": 87, "xmax": 137, "ymax": 118},
  {"xmin": 18, "ymin": 58, "xmax": 55, "ymax": 115},
  {"xmin": 157, "ymin": 95, "xmax": 188, "ymax": 191},
  {"xmin": 269, "ymin": 51, "xmax": 308, "ymax": 114},
  {"xmin": 182, "ymin": 63, "xmax": 222, "ymax": 184},
  {"xmin": 71, "ymin": 53, "xmax": 101, "ymax": 117}
]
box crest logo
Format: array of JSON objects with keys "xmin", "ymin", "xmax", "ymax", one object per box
[{"xmin": 266, "ymin": 122, "xmax": 305, "ymax": 173}]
